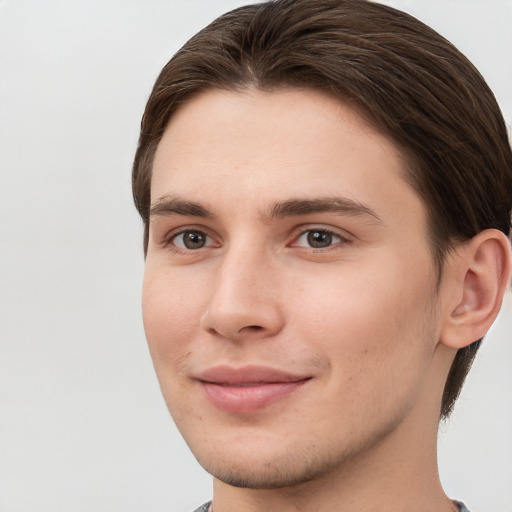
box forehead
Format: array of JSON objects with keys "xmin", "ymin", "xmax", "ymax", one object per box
[{"xmin": 151, "ymin": 88, "xmax": 423, "ymax": 228}]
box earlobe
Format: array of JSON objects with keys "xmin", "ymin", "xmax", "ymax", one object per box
[{"xmin": 440, "ymin": 229, "xmax": 511, "ymax": 349}]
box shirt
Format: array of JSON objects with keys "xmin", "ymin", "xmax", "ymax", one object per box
[{"xmin": 192, "ymin": 500, "xmax": 471, "ymax": 512}]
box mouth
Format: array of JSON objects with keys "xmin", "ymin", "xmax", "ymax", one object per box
[{"xmin": 195, "ymin": 365, "xmax": 311, "ymax": 413}]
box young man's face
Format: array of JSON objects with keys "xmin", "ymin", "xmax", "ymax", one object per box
[{"xmin": 142, "ymin": 88, "xmax": 452, "ymax": 488}]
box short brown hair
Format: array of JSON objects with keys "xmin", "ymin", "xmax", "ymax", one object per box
[{"xmin": 132, "ymin": 0, "xmax": 512, "ymax": 418}]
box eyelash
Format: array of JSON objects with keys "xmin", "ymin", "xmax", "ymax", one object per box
[
  {"xmin": 161, "ymin": 226, "xmax": 352, "ymax": 254},
  {"xmin": 292, "ymin": 227, "xmax": 351, "ymax": 250},
  {"xmin": 163, "ymin": 228, "xmax": 215, "ymax": 252}
]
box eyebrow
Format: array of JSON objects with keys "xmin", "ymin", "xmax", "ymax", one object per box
[
  {"xmin": 149, "ymin": 194, "xmax": 382, "ymax": 224},
  {"xmin": 150, "ymin": 195, "xmax": 215, "ymax": 219},
  {"xmin": 267, "ymin": 197, "xmax": 382, "ymax": 224}
]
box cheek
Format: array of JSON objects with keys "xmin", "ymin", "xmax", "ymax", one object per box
[
  {"xmin": 288, "ymin": 260, "xmax": 436, "ymax": 381},
  {"xmin": 290, "ymin": 283, "xmax": 436, "ymax": 429},
  {"xmin": 141, "ymin": 266, "xmax": 203, "ymax": 369}
]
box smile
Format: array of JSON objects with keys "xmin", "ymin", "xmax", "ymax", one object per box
[{"xmin": 196, "ymin": 365, "xmax": 311, "ymax": 413}]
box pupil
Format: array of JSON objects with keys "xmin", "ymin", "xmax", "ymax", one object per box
[
  {"xmin": 184, "ymin": 231, "xmax": 206, "ymax": 249},
  {"xmin": 307, "ymin": 230, "xmax": 332, "ymax": 248}
]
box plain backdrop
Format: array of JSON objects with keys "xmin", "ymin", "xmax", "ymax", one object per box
[{"xmin": 0, "ymin": 1, "xmax": 511, "ymax": 511}]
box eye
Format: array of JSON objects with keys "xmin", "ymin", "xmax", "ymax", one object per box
[
  {"xmin": 171, "ymin": 230, "xmax": 211, "ymax": 250},
  {"xmin": 295, "ymin": 229, "xmax": 344, "ymax": 249}
]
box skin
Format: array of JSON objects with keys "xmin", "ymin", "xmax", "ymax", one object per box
[{"xmin": 142, "ymin": 88, "xmax": 496, "ymax": 512}]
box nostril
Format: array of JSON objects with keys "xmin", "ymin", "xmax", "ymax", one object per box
[{"xmin": 247, "ymin": 325, "xmax": 263, "ymax": 331}]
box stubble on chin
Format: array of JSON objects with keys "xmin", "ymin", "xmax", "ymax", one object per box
[{"xmin": 193, "ymin": 425, "xmax": 393, "ymax": 491}]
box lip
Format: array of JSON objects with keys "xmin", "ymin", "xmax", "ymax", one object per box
[{"xmin": 195, "ymin": 365, "xmax": 311, "ymax": 413}]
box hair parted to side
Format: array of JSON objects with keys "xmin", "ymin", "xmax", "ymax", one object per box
[{"xmin": 132, "ymin": 0, "xmax": 512, "ymax": 418}]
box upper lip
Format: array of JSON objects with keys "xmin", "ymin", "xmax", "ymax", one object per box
[{"xmin": 195, "ymin": 365, "xmax": 311, "ymax": 385}]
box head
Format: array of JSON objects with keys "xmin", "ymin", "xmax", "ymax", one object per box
[{"xmin": 133, "ymin": 0, "xmax": 511, "ymax": 421}]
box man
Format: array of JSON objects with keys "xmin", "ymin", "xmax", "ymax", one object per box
[{"xmin": 132, "ymin": 1, "xmax": 512, "ymax": 511}]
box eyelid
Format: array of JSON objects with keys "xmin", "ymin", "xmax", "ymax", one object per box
[
  {"xmin": 161, "ymin": 225, "xmax": 220, "ymax": 251},
  {"xmin": 289, "ymin": 225, "xmax": 353, "ymax": 249},
  {"xmin": 157, "ymin": 223, "xmax": 353, "ymax": 252}
]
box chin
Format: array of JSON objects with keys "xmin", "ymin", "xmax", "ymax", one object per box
[
  {"xmin": 198, "ymin": 451, "xmax": 334, "ymax": 489},
  {"xmin": 190, "ymin": 433, "xmax": 369, "ymax": 490}
]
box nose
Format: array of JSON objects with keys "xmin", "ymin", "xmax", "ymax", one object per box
[{"xmin": 199, "ymin": 247, "xmax": 285, "ymax": 341}]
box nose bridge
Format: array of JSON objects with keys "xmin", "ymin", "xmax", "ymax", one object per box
[{"xmin": 200, "ymin": 239, "xmax": 283, "ymax": 339}]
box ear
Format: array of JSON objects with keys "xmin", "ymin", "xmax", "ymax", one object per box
[{"xmin": 440, "ymin": 229, "xmax": 511, "ymax": 349}]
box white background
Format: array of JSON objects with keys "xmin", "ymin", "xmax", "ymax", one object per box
[{"xmin": 0, "ymin": 1, "xmax": 511, "ymax": 511}]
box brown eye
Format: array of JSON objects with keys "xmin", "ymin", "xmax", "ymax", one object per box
[
  {"xmin": 306, "ymin": 230, "xmax": 333, "ymax": 248},
  {"xmin": 173, "ymin": 230, "xmax": 208, "ymax": 249},
  {"xmin": 294, "ymin": 229, "xmax": 346, "ymax": 249}
]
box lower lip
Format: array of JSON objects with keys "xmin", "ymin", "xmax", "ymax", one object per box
[{"xmin": 201, "ymin": 380, "xmax": 309, "ymax": 413}]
